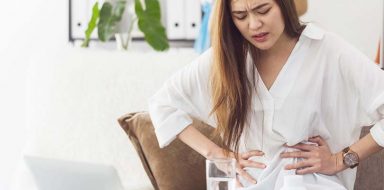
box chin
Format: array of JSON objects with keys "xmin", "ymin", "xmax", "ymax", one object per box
[
  {"xmin": 247, "ymin": 38, "xmax": 274, "ymax": 50},
  {"xmin": 252, "ymin": 42, "xmax": 273, "ymax": 50}
]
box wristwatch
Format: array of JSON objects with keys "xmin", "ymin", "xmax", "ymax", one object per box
[{"xmin": 342, "ymin": 147, "xmax": 360, "ymax": 169}]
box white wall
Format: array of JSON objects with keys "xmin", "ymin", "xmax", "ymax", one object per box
[
  {"xmin": 0, "ymin": 0, "xmax": 382, "ymax": 189},
  {"xmin": 0, "ymin": 0, "xmax": 68, "ymax": 189},
  {"xmin": 301, "ymin": 0, "xmax": 383, "ymax": 59}
]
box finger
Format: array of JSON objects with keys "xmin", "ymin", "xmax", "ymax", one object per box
[
  {"xmin": 280, "ymin": 151, "xmax": 311, "ymax": 159},
  {"xmin": 285, "ymin": 160, "xmax": 314, "ymax": 170},
  {"xmin": 236, "ymin": 175, "xmax": 243, "ymax": 188},
  {"xmin": 288, "ymin": 143, "xmax": 318, "ymax": 151},
  {"xmin": 296, "ymin": 166, "xmax": 319, "ymax": 175},
  {"xmin": 239, "ymin": 159, "xmax": 266, "ymax": 169},
  {"xmin": 241, "ymin": 150, "xmax": 264, "ymax": 159},
  {"xmin": 308, "ymin": 136, "xmax": 325, "ymax": 146},
  {"xmin": 236, "ymin": 168, "xmax": 257, "ymax": 184}
]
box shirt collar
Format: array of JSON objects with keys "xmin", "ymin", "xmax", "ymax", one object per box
[{"xmin": 301, "ymin": 23, "xmax": 325, "ymax": 40}]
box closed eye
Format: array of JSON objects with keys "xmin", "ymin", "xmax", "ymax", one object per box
[
  {"xmin": 258, "ymin": 8, "xmax": 271, "ymax": 15},
  {"xmin": 233, "ymin": 13, "xmax": 247, "ymax": 20}
]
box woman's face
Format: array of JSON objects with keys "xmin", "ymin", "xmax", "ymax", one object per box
[{"xmin": 230, "ymin": 0, "xmax": 286, "ymax": 50}]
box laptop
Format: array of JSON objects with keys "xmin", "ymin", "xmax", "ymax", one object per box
[{"xmin": 24, "ymin": 155, "xmax": 125, "ymax": 190}]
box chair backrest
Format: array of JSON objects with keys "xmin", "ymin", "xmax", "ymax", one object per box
[
  {"xmin": 354, "ymin": 126, "xmax": 384, "ymax": 190},
  {"xmin": 118, "ymin": 112, "xmax": 219, "ymax": 190}
]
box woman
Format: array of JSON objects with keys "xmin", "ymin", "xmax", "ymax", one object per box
[{"xmin": 148, "ymin": 0, "xmax": 384, "ymax": 189}]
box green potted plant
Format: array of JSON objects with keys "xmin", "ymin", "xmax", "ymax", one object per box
[{"xmin": 81, "ymin": 0, "xmax": 169, "ymax": 51}]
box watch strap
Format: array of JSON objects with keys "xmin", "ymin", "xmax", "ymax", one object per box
[{"xmin": 342, "ymin": 147, "xmax": 350, "ymax": 154}]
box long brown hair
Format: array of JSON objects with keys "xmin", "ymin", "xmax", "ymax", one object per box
[{"xmin": 209, "ymin": 0, "xmax": 304, "ymax": 158}]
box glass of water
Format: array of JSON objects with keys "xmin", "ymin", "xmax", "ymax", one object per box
[{"xmin": 206, "ymin": 158, "xmax": 236, "ymax": 190}]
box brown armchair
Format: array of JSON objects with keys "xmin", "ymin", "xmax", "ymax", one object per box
[{"xmin": 118, "ymin": 112, "xmax": 384, "ymax": 190}]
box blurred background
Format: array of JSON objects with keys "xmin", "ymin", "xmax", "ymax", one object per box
[{"xmin": 0, "ymin": 0, "xmax": 382, "ymax": 190}]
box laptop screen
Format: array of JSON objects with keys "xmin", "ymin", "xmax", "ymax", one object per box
[{"xmin": 24, "ymin": 156, "xmax": 124, "ymax": 190}]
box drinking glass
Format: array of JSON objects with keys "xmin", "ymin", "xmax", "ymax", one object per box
[{"xmin": 206, "ymin": 158, "xmax": 236, "ymax": 190}]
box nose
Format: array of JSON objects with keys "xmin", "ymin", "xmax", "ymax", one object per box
[{"xmin": 248, "ymin": 14, "xmax": 262, "ymax": 30}]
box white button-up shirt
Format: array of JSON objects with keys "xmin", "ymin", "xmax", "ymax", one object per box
[{"xmin": 148, "ymin": 23, "xmax": 384, "ymax": 190}]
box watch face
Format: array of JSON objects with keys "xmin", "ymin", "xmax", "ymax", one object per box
[{"xmin": 344, "ymin": 152, "xmax": 359, "ymax": 166}]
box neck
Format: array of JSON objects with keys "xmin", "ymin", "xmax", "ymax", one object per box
[{"xmin": 259, "ymin": 32, "xmax": 298, "ymax": 60}]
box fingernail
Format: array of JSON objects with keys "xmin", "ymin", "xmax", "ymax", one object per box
[
  {"xmin": 263, "ymin": 164, "xmax": 267, "ymax": 168},
  {"xmin": 253, "ymin": 180, "xmax": 257, "ymax": 184}
]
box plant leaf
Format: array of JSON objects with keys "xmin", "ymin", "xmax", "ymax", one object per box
[
  {"xmin": 135, "ymin": 0, "xmax": 144, "ymax": 18},
  {"xmin": 81, "ymin": 2, "xmax": 100, "ymax": 47},
  {"xmin": 144, "ymin": 0, "xmax": 160, "ymax": 19},
  {"xmin": 98, "ymin": 1, "xmax": 126, "ymax": 42},
  {"xmin": 135, "ymin": 0, "xmax": 169, "ymax": 51}
]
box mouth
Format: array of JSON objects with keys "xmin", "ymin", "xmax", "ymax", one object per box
[{"xmin": 252, "ymin": 32, "xmax": 269, "ymax": 42}]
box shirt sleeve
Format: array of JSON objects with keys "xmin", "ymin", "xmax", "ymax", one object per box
[
  {"xmin": 148, "ymin": 48, "xmax": 215, "ymax": 148},
  {"xmin": 338, "ymin": 44, "xmax": 384, "ymax": 147}
]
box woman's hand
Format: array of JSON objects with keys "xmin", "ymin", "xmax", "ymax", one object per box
[
  {"xmin": 212, "ymin": 149, "xmax": 266, "ymax": 187},
  {"xmin": 280, "ymin": 136, "xmax": 338, "ymax": 175}
]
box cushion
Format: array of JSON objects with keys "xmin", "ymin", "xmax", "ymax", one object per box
[
  {"xmin": 294, "ymin": 0, "xmax": 308, "ymax": 16},
  {"xmin": 118, "ymin": 112, "xmax": 384, "ymax": 190},
  {"xmin": 118, "ymin": 112, "xmax": 219, "ymax": 190}
]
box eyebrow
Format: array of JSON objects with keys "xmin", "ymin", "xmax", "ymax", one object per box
[{"xmin": 232, "ymin": 3, "xmax": 270, "ymax": 14}]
